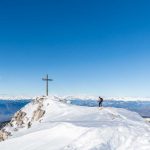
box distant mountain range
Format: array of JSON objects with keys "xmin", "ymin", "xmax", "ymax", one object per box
[
  {"xmin": 0, "ymin": 96, "xmax": 33, "ymax": 100},
  {"xmin": 0, "ymin": 95, "xmax": 150, "ymax": 101},
  {"xmin": 63, "ymin": 95, "xmax": 150, "ymax": 101}
]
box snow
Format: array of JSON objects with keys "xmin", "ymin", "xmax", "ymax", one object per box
[{"xmin": 0, "ymin": 96, "xmax": 150, "ymax": 150}]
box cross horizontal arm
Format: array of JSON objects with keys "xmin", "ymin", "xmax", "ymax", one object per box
[
  {"xmin": 42, "ymin": 78, "xmax": 53, "ymax": 81},
  {"xmin": 48, "ymin": 79, "xmax": 53, "ymax": 81}
]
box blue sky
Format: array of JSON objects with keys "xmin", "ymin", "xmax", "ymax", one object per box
[{"xmin": 0, "ymin": 0, "xmax": 150, "ymax": 97}]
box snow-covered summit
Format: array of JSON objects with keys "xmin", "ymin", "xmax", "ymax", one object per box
[{"xmin": 0, "ymin": 96, "xmax": 150, "ymax": 150}]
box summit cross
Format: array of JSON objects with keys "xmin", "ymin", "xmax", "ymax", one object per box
[{"xmin": 42, "ymin": 74, "xmax": 53, "ymax": 96}]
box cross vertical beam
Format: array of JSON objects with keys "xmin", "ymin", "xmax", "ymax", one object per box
[
  {"xmin": 46, "ymin": 74, "xmax": 48, "ymax": 96},
  {"xmin": 42, "ymin": 74, "xmax": 53, "ymax": 96}
]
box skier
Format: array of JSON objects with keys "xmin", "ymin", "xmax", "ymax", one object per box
[{"xmin": 98, "ymin": 96, "xmax": 103, "ymax": 107}]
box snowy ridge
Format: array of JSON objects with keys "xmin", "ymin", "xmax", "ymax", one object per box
[{"xmin": 0, "ymin": 96, "xmax": 150, "ymax": 150}]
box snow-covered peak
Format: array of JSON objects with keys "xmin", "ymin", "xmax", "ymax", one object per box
[{"xmin": 0, "ymin": 96, "xmax": 150, "ymax": 150}]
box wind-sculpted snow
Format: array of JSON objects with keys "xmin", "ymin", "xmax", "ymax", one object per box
[{"xmin": 0, "ymin": 96, "xmax": 150, "ymax": 150}]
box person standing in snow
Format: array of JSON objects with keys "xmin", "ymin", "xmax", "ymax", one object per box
[{"xmin": 98, "ymin": 97, "xmax": 103, "ymax": 107}]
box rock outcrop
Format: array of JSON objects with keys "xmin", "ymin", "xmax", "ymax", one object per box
[
  {"xmin": 10, "ymin": 111, "xmax": 27, "ymax": 127},
  {"xmin": 32, "ymin": 108, "xmax": 45, "ymax": 121},
  {"xmin": 0, "ymin": 130, "xmax": 11, "ymax": 142}
]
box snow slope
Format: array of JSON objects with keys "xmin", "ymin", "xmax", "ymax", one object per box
[{"xmin": 0, "ymin": 96, "xmax": 150, "ymax": 150}]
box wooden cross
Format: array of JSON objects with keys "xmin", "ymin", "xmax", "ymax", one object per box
[{"xmin": 42, "ymin": 74, "xmax": 53, "ymax": 96}]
